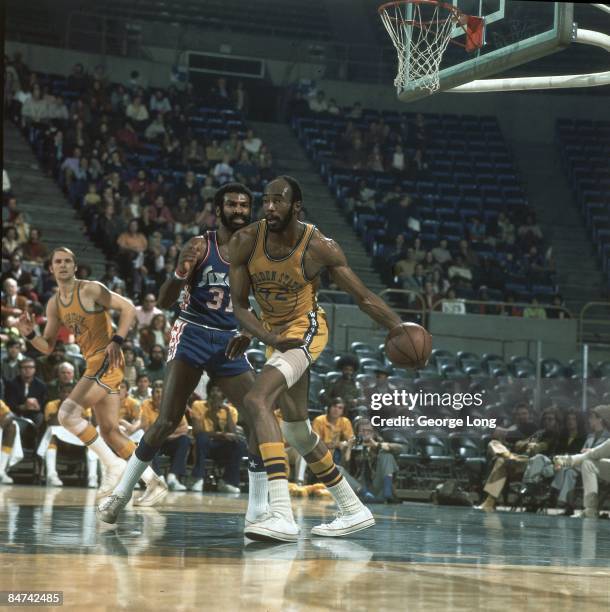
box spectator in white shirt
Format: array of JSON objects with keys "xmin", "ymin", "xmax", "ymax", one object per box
[
  {"xmin": 213, "ymin": 155, "xmax": 235, "ymax": 185},
  {"xmin": 308, "ymin": 91, "xmax": 328, "ymax": 114},
  {"xmin": 149, "ymin": 89, "xmax": 171, "ymax": 114}
]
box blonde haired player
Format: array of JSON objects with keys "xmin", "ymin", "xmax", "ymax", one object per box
[
  {"xmin": 16, "ymin": 247, "xmax": 167, "ymax": 504},
  {"xmin": 230, "ymin": 175, "xmax": 405, "ymax": 541}
]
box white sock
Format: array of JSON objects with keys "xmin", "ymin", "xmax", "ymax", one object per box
[
  {"xmin": 327, "ymin": 478, "xmax": 365, "ymax": 515},
  {"xmin": 88, "ymin": 436, "xmax": 124, "ymax": 469},
  {"xmin": 268, "ymin": 479, "xmax": 294, "ymax": 520},
  {"xmin": 113, "ymin": 452, "xmax": 150, "ymax": 498},
  {"xmin": 46, "ymin": 448, "xmax": 58, "ymax": 477},
  {"xmin": 87, "ymin": 450, "xmax": 98, "ymax": 483},
  {"xmin": 141, "ymin": 466, "xmax": 157, "ymax": 485},
  {"xmin": 0, "ymin": 451, "xmax": 10, "ymax": 474},
  {"xmin": 246, "ymin": 470, "xmax": 268, "ymax": 521}
]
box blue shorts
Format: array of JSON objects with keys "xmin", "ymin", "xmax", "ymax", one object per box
[{"xmin": 167, "ymin": 318, "xmax": 253, "ymax": 378}]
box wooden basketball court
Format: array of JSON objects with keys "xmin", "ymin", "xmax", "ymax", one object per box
[{"xmin": 1, "ymin": 486, "xmax": 609, "ymax": 610}]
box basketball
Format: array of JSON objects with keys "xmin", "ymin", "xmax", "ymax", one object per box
[{"xmin": 385, "ymin": 322, "xmax": 432, "ymax": 369}]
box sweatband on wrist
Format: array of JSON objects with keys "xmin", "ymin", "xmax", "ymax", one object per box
[
  {"xmin": 25, "ymin": 331, "xmax": 36, "ymax": 341},
  {"xmin": 174, "ymin": 269, "xmax": 188, "ymax": 280},
  {"xmin": 111, "ymin": 334, "xmax": 124, "ymax": 345}
]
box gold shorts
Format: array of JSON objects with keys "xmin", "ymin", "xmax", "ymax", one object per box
[
  {"xmin": 83, "ymin": 350, "xmax": 124, "ymax": 394},
  {"xmin": 263, "ymin": 309, "xmax": 328, "ymax": 363}
]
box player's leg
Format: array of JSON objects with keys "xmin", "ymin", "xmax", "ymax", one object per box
[
  {"xmin": 239, "ymin": 364, "xmax": 300, "ymax": 542},
  {"xmin": 98, "ymin": 358, "xmax": 201, "ymax": 523},
  {"xmin": 59, "ymin": 377, "xmax": 126, "ymax": 480},
  {"xmin": 93, "ymin": 392, "xmax": 166, "ymax": 501},
  {"xmin": 278, "ymin": 374, "xmax": 374, "ymax": 536},
  {"xmin": 0, "ymin": 413, "xmax": 16, "ymax": 483},
  {"xmin": 215, "ymin": 371, "xmax": 280, "ymax": 526}
]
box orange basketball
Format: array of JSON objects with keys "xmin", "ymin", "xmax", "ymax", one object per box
[{"xmin": 384, "ymin": 322, "xmax": 432, "ymax": 369}]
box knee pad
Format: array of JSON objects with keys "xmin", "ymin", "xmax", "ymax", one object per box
[
  {"xmin": 266, "ymin": 348, "xmax": 310, "ymax": 389},
  {"xmin": 58, "ymin": 399, "xmax": 87, "ymax": 435},
  {"xmin": 281, "ymin": 420, "xmax": 319, "ymax": 456}
]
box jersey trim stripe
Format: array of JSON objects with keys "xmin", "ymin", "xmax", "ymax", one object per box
[
  {"xmin": 177, "ymin": 315, "xmax": 237, "ymax": 332},
  {"xmin": 300, "ymin": 225, "xmax": 317, "ymax": 282},
  {"xmin": 262, "ymin": 220, "xmax": 309, "ymax": 263},
  {"xmin": 213, "ymin": 230, "xmax": 230, "ymax": 265},
  {"xmin": 247, "ymin": 223, "xmax": 262, "ymax": 268}
]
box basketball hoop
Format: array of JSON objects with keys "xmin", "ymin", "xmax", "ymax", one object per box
[{"xmin": 378, "ymin": 0, "xmax": 484, "ymax": 93}]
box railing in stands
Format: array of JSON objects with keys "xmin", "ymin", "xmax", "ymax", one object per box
[{"xmin": 578, "ymin": 301, "xmax": 610, "ymax": 346}]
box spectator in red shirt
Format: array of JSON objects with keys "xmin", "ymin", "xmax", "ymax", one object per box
[
  {"xmin": 21, "ymin": 228, "xmax": 48, "ymax": 264},
  {"xmin": 116, "ymin": 121, "xmax": 140, "ymax": 150},
  {"xmin": 147, "ymin": 195, "xmax": 174, "ymax": 236}
]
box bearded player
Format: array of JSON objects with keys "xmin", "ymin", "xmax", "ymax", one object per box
[
  {"xmin": 98, "ymin": 183, "xmax": 280, "ymax": 525},
  {"xmin": 16, "ymin": 247, "xmax": 166, "ymax": 502},
  {"xmin": 229, "ymin": 175, "xmax": 405, "ymax": 542}
]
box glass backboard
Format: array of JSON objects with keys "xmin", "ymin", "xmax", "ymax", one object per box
[{"xmin": 398, "ymin": 1, "xmax": 574, "ymax": 101}]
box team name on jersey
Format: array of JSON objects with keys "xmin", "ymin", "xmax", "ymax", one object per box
[
  {"xmin": 197, "ymin": 265, "xmax": 229, "ymax": 289},
  {"xmin": 251, "ymin": 270, "xmax": 303, "ymax": 292},
  {"xmin": 63, "ymin": 312, "xmax": 87, "ymax": 336}
]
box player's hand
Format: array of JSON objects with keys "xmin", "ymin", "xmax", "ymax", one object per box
[
  {"xmin": 225, "ymin": 333, "xmax": 251, "ymax": 360},
  {"xmin": 105, "ymin": 341, "xmax": 124, "ymax": 370},
  {"xmin": 16, "ymin": 312, "xmax": 35, "ymax": 338},
  {"xmin": 177, "ymin": 237, "xmax": 204, "ymax": 276}
]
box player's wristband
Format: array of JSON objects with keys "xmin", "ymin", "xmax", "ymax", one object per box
[
  {"xmin": 25, "ymin": 331, "xmax": 36, "ymax": 341},
  {"xmin": 174, "ymin": 268, "xmax": 188, "ymax": 281},
  {"xmin": 111, "ymin": 334, "xmax": 125, "ymax": 346}
]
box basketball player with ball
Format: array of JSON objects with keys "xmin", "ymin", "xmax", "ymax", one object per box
[{"xmin": 230, "ymin": 175, "xmax": 432, "ymax": 542}]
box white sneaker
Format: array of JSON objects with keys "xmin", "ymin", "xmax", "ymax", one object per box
[
  {"xmin": 47, "ymin": 473, "xmax": 64, "ymax": 487},
  {"xmin": 0, "ymin": 472, "xmax": 14, "ymax": 484},
  {"xmin": 311, "ymin": 506, "xmax": 375, "ymax": 537},
  {"xmin": 97, "ymin": 460, "xmax": 127, "ymax": 499},
  {"xmin": 133, "ymin": 475, "xmax": 169, "ymax": 507},
  {"xmin": 218, "ymin": 481, "xmax": 240, "ymax": 493},
  {"xmin": 97, "ymin": 493, "xmax": 130, "ymax": 524},
  {"xmin": 244, "ymin": 512, "xmax": 300, "ymax": 543},
  {"xmin": 245, "ymin": 507, "xmax": 270, "ymax": 529},
  {"xmin": 190, "ymin": 479, "xmax": 204, "ymax": 492},
  {"xmin": 167, "ymin": 474, "xmax": 187, "ymax": 491}
]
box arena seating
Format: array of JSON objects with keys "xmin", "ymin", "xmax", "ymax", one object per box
[{"xmin": 556, "ymin": 119, "xmax": 610, "ymax": 285}]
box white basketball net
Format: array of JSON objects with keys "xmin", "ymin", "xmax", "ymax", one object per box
[{"xmin": 380, "ymin": 1, "xmax": 459, "ymax": 93}]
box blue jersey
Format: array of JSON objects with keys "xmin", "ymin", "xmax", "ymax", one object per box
[{"xmin": 178, "ymin": 231, "xmax": 237, "ymax": 331}]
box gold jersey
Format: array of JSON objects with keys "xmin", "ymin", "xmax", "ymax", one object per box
[
  {"xmin": 56, "ymin": 281, "xmax": 113, "ymax": 361},
  {"xmin": 248, "ymin": 220, "xmax": 322, "ymax": 327}
]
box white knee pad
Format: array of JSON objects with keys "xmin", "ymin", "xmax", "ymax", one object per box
[
  {"xmin": 281, "ymin": 420, "xmax": 320, "ymax": 456},
  {"xmin": 58, "ymin": 399, "xmax": 88, "ymax": 436},
  {"xmin": 266, "ymin": 348, "xmax": 310, "ymax": 389}
]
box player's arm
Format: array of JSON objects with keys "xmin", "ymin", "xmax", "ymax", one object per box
[
  {"xmin": 313, "ymin": 233, "xmax": 402, "ymax": 330},
  {"xmin": 16, "ymin": 297, "xmax": 61, "ymax": 355},
  {"xmin": 87, "ymin": 281, "xmax": 136, "ymax": 368},
  {"xmin": 157, "ymin": 235, "xmax": 207, "ymax": 309}
]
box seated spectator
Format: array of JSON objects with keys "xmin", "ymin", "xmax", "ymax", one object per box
[
  {"xmin": 145, "ymin": 344, "xmax": 167, "ymax": 383},
  {"xmin": 547, "ymin": 294, "xmax": 569, "ymax": 319},
  {"xmin": 213, "ymin": 154, "xmax": 235, "ymax": 185},
  {"xmin": 368, "ymin": 147, "xmax": 385, "ymax": 173},
  {"xmin": 206, "ymin": 139, "xmax": 224, "ymax": 164},
  {"xmin": 21, "ymin": 228, "xmax": 48, "ymax": 264},
  {"xmin": 200, "ymin": 175, "xmax": 217, "ymax": 202},
  {"xmin": 0, "ymin": 399, "xmax": 20, "ymax": 483},
  {"xmin": 13, "ymin": 212, "xmax": 31, "ymax": 244},
  {"xmin": 234, "ymin": 151, "xmax": 260, "ymax": 188},
  {"xmin": 125, "ymin": 95, "xmax": 149, "ymax": 126},
  {"xmin": 549, "ymin": 408, "xmax": 605, "ymax": 514},
  {"xmin": 448, "ymin": 256, "xmax": 473, "ymax": 284},
  {"xmin": 97, "ymin": 203, "xmax": 125, "ymax": 254},
  {"xmin": 141, "ymin": 381, "xmax": 191, "ymax": 490},
  {"xmin": 131, "ymin": 373, "xmax": 152, "ymax": 404},
  {"xmin": 386, "ymin": 196, "xmax": 419, "ymax": 240},
  {"xmin": 431, "ymin": 239, "xmax": 452, "ymax": 266},
  {"xmin": 100, "ymin": 263, "xmax": 127, "ymax": 294},
  {"xmin": 2, "ymin": 278, "xmax": 28, "ymax": 327},
  {"xmin": 523, "ymin": 298, "xmax": 547, "ymax": 320},
  {"xmin": 144, "ymin": 113, "xmax": 168, "ymax": 141},
  {"xmin": 47, "ymin": 361, "xmax": 76, "ymax": 402},
  {"xmin": 189, "ymin": 381, "xmax": 245, "ymax": 493},
  {"xmin": 42, "ymin": 382, "xmax": 98, "ymax": 487},
  {"xmin": 325, "ymin": 355, "xmax": 363, "ymax": 413},
  {"xmin": 554, "ymin": 405, "xmax": 610, "ymax": 519},
  {"xmin": 343, "ymin": 416, "xmax": 402, "ymax": 503},
  {"xmin": 221, "ymin": 131, "xmax": 242, "ymax": 162},
  {"xmin": 2, "ymin": 226, "xmax": 21, "ymax": 257},
  {"xmin": 135, "ymin": 293, "xmax": 163, "ymax": 328},
  {"xmin": 344, "ymin": 138, "xmax": 367, "ymax": 170},
  {"xmin": 493, "ymin": 403, "xmax": 538, "ymax": 443},
  {"xmin": 196, "ymin": 199, "xmax": 216, "ymax": 230},
  {"xmin": 497, "ymin": 212, "xmax": 515, "ymax": 245},
  {"xmin": 115, "ymin": 121, "xmax": 140, "ymax": 150},
  {"xmin": 147, "ymin": 195, "xmax": 174, "ymax": 236},
  {"xmin": 182, "ymin": 138, "xmax": 206, "ymax": 169},
  {"xmin": 421, "ymin": 251, "xmax": 441, "ymax": 277},
  {"xmin": 242, "ymin": 129, "xmax": 262, "ymax": 156},
  {"xmin": 122, "ymin": 347, "xmax": 146, "ymax": 388},
  {"xmin": 1, "ymin": 339, "xmax": 25, "ymax": 382},
  {"xmin": 140, "ymin": 314, "xmax": 170, "ymax": 353},
  {"xmin": 4, "ymin": 358, "xmax": 47, "ymax": 429},
  {"xmin": 400, "ymin": 262, "xmax": 426, "ymax": 293},
  {"xmin": 118, "ymin": 381, "xmax": 143, "ymax": 441},
  {"xmin": 390, "ymin": 144, "xmax": 406, "ymax": 173},
  {"xmin": 173, "ymin": 197, "xmax": 199, "ymax": 236},
  {"xmin": 149, "ymin": 89, "xmax": 171, "ymax": 114},
  {"xmin": 478, "ymin": 407, "xmax": 560, "ymax": 512},
  {"xmin": 312, "ymin": 397, "xmax": 355, "ymax": 466},
  {"xmin": 309, "ymin": 91, "xmax": 328, "ymax": 114},
  {"xmin": 173, "ymin": 170, "xmax": 200, "ymax": 204}
]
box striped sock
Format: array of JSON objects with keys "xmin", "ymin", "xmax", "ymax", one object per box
[
  {"xmin": 259, "ymin": 442, "xmax": 288, "ymax": 482},
  {"xmin": 80, "ymin": 425, "xmax": 123, "ymax": 469},
  {"xmin": 309, "ymin": 450, "xmax": 343, "ymax": 488},
  {"xmin": 77, "ymin": 425, "xmax": 99, "ymax": 446}
]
